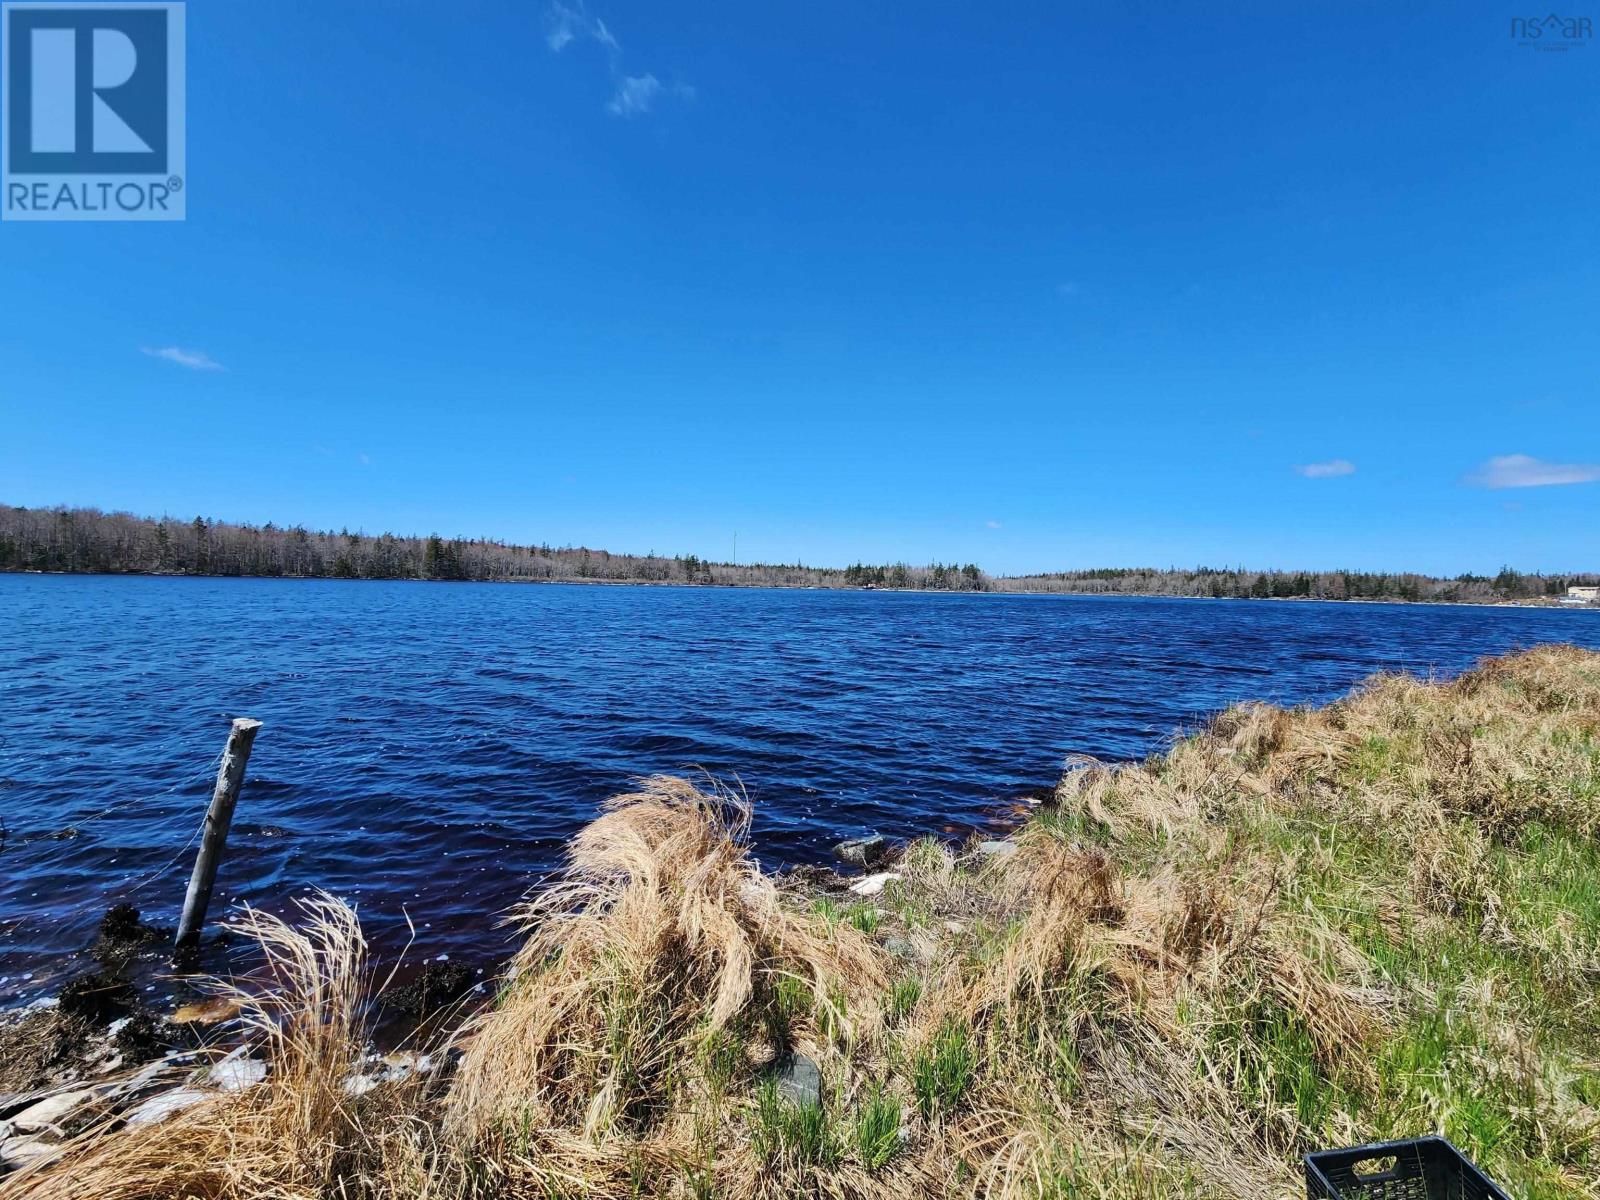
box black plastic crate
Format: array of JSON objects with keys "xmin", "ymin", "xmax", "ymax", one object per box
[{"xmin": 1304, "ymin": 1137, "xmax": 1511, "ymax": 1200}]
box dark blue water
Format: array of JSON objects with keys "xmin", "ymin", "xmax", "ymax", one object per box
[{"xmin": 3, "ymin": 574, "xmax": 1598, "ymax": 1002}]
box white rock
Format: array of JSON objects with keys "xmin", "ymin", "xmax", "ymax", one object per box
[
  {"xmin": 848, "ymin": 871, "xmax": 901, "ymax": 897},
  {"xmin": 209, "ymin": 1057, "xmax": 266, "ymax": 1092},
  {"xmin": 0, "ymin": 1136, "xmax": 56, "ymax": 1170},
  {"xmin": 340, "ymin": 1052, "xmax": 437, "ymax": 1096},
  {"xmin": 11, "ymin": 1089, "xmax": 91, "ymax": 1133},
  {"xmin": 977, "ymin": 839, "xmax": 1018, "ymax": 858},
  {"xmin": 125, "ymin": 1055, "xmax": 184, "ymax": 1091},
  {"xmin": 126, "ymin": 1088, "xmax": 212, "ymax": 1127}
]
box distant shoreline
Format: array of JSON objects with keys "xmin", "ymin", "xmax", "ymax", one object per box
[
  {"xmin": 3, "ymin": 566, "xmax": 1593, "ymax": 611},
  {"xmin": 7, "ymin": 505, "xmax": 1595, "ymax": 607}
]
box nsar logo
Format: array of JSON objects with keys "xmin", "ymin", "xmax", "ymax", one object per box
[
  {"xmin": 2, "ymin": 2, "xmax": 185, "ymax": 221},
  {"xmin": 1510, "ymin": 12, "xmax": 1593, "ymax": 49}
]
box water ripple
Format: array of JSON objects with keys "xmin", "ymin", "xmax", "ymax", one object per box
[{"xmin": 2, "ymin": 576, "xmax": 1598, "ymax": 1002}]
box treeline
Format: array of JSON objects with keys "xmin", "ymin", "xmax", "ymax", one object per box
[
  {"xmin": 998, "ymin": 565, "xmax": 1599, "ymax": 604},
  {"xmin": 2, "ymin": 506, "xmax": 1592, "ymax": 603},
  {"xmin": 0, "ymin": 505, "xmax": 989, "ymax": 591},
  {"xmin": 843, "ymin": 561, "xmax": 983, "ymax": 590}
]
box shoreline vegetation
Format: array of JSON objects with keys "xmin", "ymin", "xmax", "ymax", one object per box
[
  {"xmin": 5, "ymin": 504, "xmax": 1598, "ymax": 606},
  {"xmin": 4, "ymin": 646, "xmax": 1600, "ymax": 1198}
]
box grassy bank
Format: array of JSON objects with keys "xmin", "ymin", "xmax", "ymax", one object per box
[{"xmin": 4, "ymin": 646, "xmax": 1599, "ymax": 1199}]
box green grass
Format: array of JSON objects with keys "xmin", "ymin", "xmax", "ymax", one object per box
[
  {"xmin": 772, "ymin": 974, "xmax": 809, "ymax": 1023},
  {"xmin": 1210, "ymin": 994, "xmax": 1343, "ymax": 1146},
  {"xmin": 697, "ymin": 1027, "xmax": 746, "ymax": 1093},
  {"xmin": 846, "ymin": 903, "xmax": 882, "ymax": 935},
  {"xmin": 887, "ymin": 976, "xmax": 922, "ymax": 1024},
  {"xmin": 817, "ymin": 982, "xmax": 850, "ymax": 1048},
  {"xmin": 751, "ymin": 1079, "xmax": 837, "ymax": 1167},
  {"xmin": 809, "ymin": 896, "xmax": 842, "ymax": 930},
  {"xmin": 913, "ymin": 1018, "xmax": 978, "ymax": 1120},
  {"xmin": 1250, "ymin": 782, "xmax": 1600, "ymax": 1192},
  {"xmin": 852, "ymin": 1089, "xmax": 903, "ymax": 1169},
  {"xmin": 765, "ymin": 973, "xmax": 811, "ymax": 1051}
]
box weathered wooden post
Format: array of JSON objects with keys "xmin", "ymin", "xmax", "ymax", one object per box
[{"xmin": 175, "ymin": 717, "xmax": 262, "ymax": 953}]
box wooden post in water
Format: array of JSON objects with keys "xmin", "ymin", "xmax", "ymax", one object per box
[{"xmin": 175, "ymin": 717, "xmax": 262, "ymax": 953}]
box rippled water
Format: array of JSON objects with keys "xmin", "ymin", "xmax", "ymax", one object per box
[{"xmin": 3, "ymin": 574, "xmax": 1597, "ymax": 1001}]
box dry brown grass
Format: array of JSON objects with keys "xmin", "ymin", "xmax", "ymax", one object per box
[
  {"xmin": 7, "ymin": 646, "xmax": 1598, "ymax": 1200},
  {"xmin": 1, "ymin": 896, "xmax": 439, "ymax": 1200},
  {"xmin": 445, "ymin": 775, "xmax": 894, "ymax": 1198}
]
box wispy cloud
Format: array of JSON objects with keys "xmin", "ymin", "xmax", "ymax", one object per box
[
  {"xmin": 1295, "ymin": 459, "xmax": 1356, "ymax": 479},
  {"xmin": 544, "ymin": 1, "xmax": 688, "ymax": 118},
  {"xmin": 142, "ymin": 346, "xmax": 224, "ymax": 372},
  {"xmin": 1466, "ymin": 454, "xmax": 1600, "ymax": 489},
  {"xmin": 986, "ymin": 520, "xmax": 1003, "ymax": 529},
  {"xmin": 607, "ymin": 74, "xmax": 662, "ymax": 117},
  {"xmin": 545, "ymin": 0, "xmax": 615, "ymax": 52}
]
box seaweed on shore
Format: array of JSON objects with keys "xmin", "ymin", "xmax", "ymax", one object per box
[{"xmin": 0, "ymin": 1009, "xmax": 96, "ymax": 1095}]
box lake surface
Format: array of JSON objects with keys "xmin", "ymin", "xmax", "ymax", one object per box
[{"xmin": 3, "ymin": 575, "xmax": 1597, "ymax": 1003}]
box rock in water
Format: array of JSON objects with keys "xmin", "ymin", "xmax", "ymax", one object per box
[
  {"xmin": 98, "ymin": 904, "xmax": 145, "ymax": 943},
  {"xmin": 832, "ymin": 835, "xmax": 888, "ymax": 867},
  {"xmin": 94, "ymin": 904, "xmax": 167, "ymax": 968}
]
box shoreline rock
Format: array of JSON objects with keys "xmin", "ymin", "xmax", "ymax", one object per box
[{"xmin": 832, "ymin": 835, "xmax": 890, "ymax": 867}]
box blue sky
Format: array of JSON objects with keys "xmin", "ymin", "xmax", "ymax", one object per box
[{"xmin": 3, "ymin": 1, "xmax": 1597, "ymax": 575}]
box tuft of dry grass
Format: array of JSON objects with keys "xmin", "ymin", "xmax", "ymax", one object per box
[
  {"xmin": 1, "ymin": 895, "xmax": 440, "ymax": 1200},
  {"xmin": 445, "ymin": 775, "xmax": 900, "ymax": 1198},
  {"xmin": 7, "ymin": 646, "xmax": 1599, "ymax": 1200}
]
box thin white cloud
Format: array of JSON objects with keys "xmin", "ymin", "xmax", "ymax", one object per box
[
  {"xmin": 607, "ymin": 74, "xmax": 662, "ymax": 117},
  {"xmin": 1467, "ymin": 454, "xmax": 1600, "ymax": 489},
  {"xmin": 544, "ymin": 2, "xmax": 688, "ymax": 117},
  {"xmin": 1295, "ymin": 459, "xmax": 1356, "ymax": 479},
  {"xmin": 545, "ymin": 0, "xmax": 610, "ymax": 52},
  {"xmin": 142, "ymin": 346, "xmax": 224, "ymax": 371},
  {"xmin": 986, "ymin": 520, "xmax": 1003, "ymax": 529}
]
